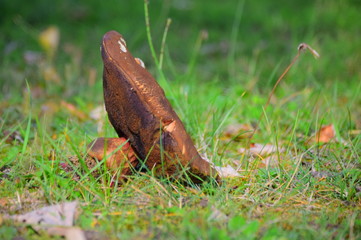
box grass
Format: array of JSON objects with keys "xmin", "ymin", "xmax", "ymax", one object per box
[{"xmin": 1, "ymin": 0, "xmax": 361, "ymax": 239}]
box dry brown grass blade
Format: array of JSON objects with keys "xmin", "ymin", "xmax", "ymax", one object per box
[{"xmin": 250, "ymin": 43, "xmax": 320, "ymax": 140}]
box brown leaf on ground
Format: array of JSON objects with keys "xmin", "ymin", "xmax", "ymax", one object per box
[
  {"xmin": 307, "ymin": 124, "xmax": 341, "ymax": 145},
  {"xmin": 0, "ymin": 197, "xmax": 10, "ymax": 208},
  {"xmin": 260, "ymin": 154, "xmax": 281, "ymax": 168},
  {"xmin": 314, "ymin": 124, "xmax": 335, "ymax": 143},
  {"xmin": 2, "ymin": 130, "xmax": 23, "ymax": 144},
  {"xmin": 61, "ymin": 100, "xmax": 87, "ymax": 121},
  {"xmin": 239, "ymin": 143, "xmax": 287, "ymax": 169},
  {"xmin": 222, "ymin": 123, "xmax": 254, "ymax": 140},
  {"xmin": 7, "ymin": 201, "xmax": 101, "ymax": 240}
]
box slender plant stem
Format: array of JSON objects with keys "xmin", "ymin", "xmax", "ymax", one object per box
[
  {"xmin": 159, "ymin": 18, "xmax": 172, "ymax": 69},
  {"xmin": 144, "ymin": 0, "xmax": 160, "ymax": 67},
  {"xmin": 250, "ymin": 43, "xmax": 319, "ymax": 140}
]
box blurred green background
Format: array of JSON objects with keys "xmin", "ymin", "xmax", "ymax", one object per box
[{"xmin": 1, "ymin": 0, "xmax": 360, "ymax": 100}]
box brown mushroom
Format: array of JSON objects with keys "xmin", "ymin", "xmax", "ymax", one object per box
[
  {"xmin": 87, "ymin": 137, "xmax": 138, "ymax": 180},
  {"xmin": 85, "ymin": 31, "xmax": 219, "ymax": 184}
]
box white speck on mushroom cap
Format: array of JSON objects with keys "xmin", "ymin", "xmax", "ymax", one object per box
[
  {"xmin": 182, "ymin": 145, "xmax": 186, "ymax": 155},
  {"xmin": 164, "ymin": 121, "xmax": 176, "ymax": 132},
  {"xmin": 117, "ymin": 38, "xmax": 127, "ymax": 53},
  {"xmin": 135, "ymin": 58, "xmax": 145, "ymax": 68},
  {"xmin": 120, "ymin": 37, "xmax": 126, "ymax": 46}
]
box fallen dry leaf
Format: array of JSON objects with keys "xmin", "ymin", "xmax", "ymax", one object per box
[
  {"xmin": 202, "ymin": 157, "xmax": 240, "ymax": 179},
  {"xmin": 10, "ymin": 201, "xmax": 77, "ymax": 226},
  {"xmin": 61, "ymin": 100, "xmax": 87, "ymax": 121},
  {"xmin": 214, "ymin": 165, "xmax": 240, "ymax": 177},
  {"xmin": 222, "ymin": 123, "xmax": 254, "ymax": 140},
  {"xmin": 239, "ymin": 143, "xmax": 285, "ymax": 156},
  {"xmin": 2, "ymin": 130, "xmax": 23, "ymax": 144},
  {"xmin": 307, "ymin": 124, "xmax": 348, "ymax": 145},
  {"xmin": 6, "ymin": 201, "xmax": 94, "ymax": 240},
  {"xmin": 261, "ymin": 154, "xmax": 280, "ymax": 168},
  {"xmin": 47, "ymin": 227, "xmax": 86, "ymax": 240},
  {"xmin": 0, "ymin": 197, "xmax": 10, "ymax": 208},
  {"xmin": 314, "ymin": 124, "xmax": 335, "ymax": 143}
]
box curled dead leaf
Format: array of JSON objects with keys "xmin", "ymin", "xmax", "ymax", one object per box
[
  {"xmin": 315, "ymin": 124, "xmax": 335, "ymax": 143},
  {"xmin": 7, "ymin": 201, "xmax": 89, "ymax": 240},
  {"xmin": 47, "ymin": 227, "xmax": 86, "ymax": 240},
  {"xmin": 10, "ymin": 201, "xmax": 77, "ymax": 227},
  {"xmin": 307, "ymin": 124, "xmax": 346, "ymax": 145},
  {"xmin": 2, "ymin": 130, "xmax": 23, "ymax": 144},
  {"xmin": 214, "ymin": 165, "xmax": 240, "ymax": 178},
  {"xmin": 239, "ymin": 143, "xmax": 285, "ymax": 156},
  {"xmin": 61, "ymin": 101, "xmax": 87, "ymax": 121},
  {"xmin": 222, "ymin": 123, "xmax": 254, "ymax": 140},
  {"xmin": 260, "ymin": 154, "xmax": 281, "ymax": 168}
]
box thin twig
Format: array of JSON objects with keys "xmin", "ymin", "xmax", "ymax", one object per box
[{"xmin": 250, "ymin": 43, "xmax": 320, "ymax": 140}]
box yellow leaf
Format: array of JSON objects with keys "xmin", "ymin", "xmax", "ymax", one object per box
[{"xmin": 38, "ymin": 26, "xmax": 60, "ymax": 59}]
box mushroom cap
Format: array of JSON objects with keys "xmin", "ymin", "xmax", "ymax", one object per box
[{"xmin": 87, "ymin": 137, "xmax": 138, "ymax": 177}]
